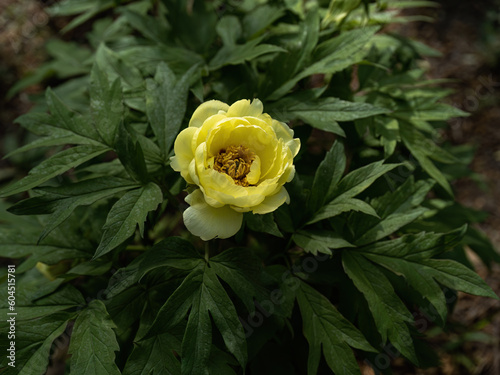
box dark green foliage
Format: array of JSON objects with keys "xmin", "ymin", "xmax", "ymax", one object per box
[{"xmin": 1, "ymin": 1, "xmax": 498, "ymax": 374}]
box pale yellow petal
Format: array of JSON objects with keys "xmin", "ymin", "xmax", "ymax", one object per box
[
  {"xmin": 184, "ymin": 189, "xmax": 243, "ymax": 240},
  {"xmin": 189, "ymin": 100, "xmax": 229, "ymax": 128},
  {"xmin": 271, "ymin": 120, "xmax": 301, "ymax": 157},
  {"xmin": 246, "ymin": 155, "xmax": 261, "ymax": 185},
  {"xmin": 260, "ymin": 140, "xmax": 293, "ymax": 181},
  {"xmin": 199, "ymin": 166, "xmax": 280, "ymax": 208},
  {"xmin": 205, "ymin": 118, "xmax": 253, "ymax": 156},
  {"xmin": 226, "ymin": 99, "xmax": 263, "ymax": 117},
  {"xmin": 171, "ymin": 127, "xmax": 198, "ymax": 184},
  {"xmin": 287, "ymin": 138, "xmax": 301, "ymax": 157},
  {"xmin": 271, "ymin": 119, "xmax": 294, "ymax": 142},
  {"xmin": 192, "ymin": 114, "xmax": 228, "ymax": 153},
  {"xmin": 252, "ymin": 187, "xmax": 290, "ymax": 214}
]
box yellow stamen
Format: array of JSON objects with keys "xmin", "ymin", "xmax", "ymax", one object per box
[{"xmin": 214, "ymin": 145, "xmax": 255, "ymax": 186}]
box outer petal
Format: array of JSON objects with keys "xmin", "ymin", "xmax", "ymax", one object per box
[
  {"xmin": 251, "ymin": 187, "xmax": 290, "ymax": 214},
  {"xmin": 271, "ymin": 120, "xmax": 300, "ymax": 157},
  {"xmin": 226, "ymin": 99, "xmax": 263, "ymax": 117},
  {"xmin": 184, "ymin": 189, "xmax": 243, "ymax": 240},
  {"xmin": 171, "ymin": 127, "xmax": 198, "ymax": 184},
  {"xmin": 189, "ymin": 100, "xmax": 229, "ymax": 128}
]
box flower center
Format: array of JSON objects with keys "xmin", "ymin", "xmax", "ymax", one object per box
[{"xmin": 214, "ymin": 145, "xmax": 255, "ymax": 186}]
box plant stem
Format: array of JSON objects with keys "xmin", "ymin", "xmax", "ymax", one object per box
[{"xmin": 205, "ymin": 241, "xmax": 210, "ymax": 262}]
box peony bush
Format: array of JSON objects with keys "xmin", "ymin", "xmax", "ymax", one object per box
[
  {"xmin": 0, "ymin": 1, "xmax": 498, "ymax": 374},
  {"xmin": 172, "ymin": 99, "xmax": 300, "ymax": 240}
]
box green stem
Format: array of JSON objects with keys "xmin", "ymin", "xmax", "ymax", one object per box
[{"xmin": 205, "ymin": 241, "xmax": 210, "ymax": 262}]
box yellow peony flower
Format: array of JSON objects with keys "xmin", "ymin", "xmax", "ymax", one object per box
[{"xmin": 171, "ymin": 99, "xmax": 300, "ymax": 240}]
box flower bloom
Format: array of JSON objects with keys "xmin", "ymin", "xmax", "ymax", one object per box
[{"xmin": 171, "ymin": 99, "xmax": 300, "ymax": 240}]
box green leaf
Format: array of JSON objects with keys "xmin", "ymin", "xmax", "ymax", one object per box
[
  {"xmin": 3, "ymin": 134, "xmax": 95, "ymax": 160},
  {"xmin": 123, "ymin": 333, "xmax": 181, "ymax": 375},
  {"xmin": 9, "ymin": 110, "xmax": 103, "ymax": 160},
  {"xmin": 46, "ymin": 88, "xmax": 102, "ymax": 141},
  {"xmin": 67, "ymin": 259, "xmax": 113, "ymax": 276},
  {"xmin": 207, "ymin": 347, "xmax": 239, "ymax": 375},
  {"xmin": 115, "ymin": 123, "xmax": 149, "ymax": 183},
  {"xmin": 146, "ymin": 62, "xmax": 199, "ymax": 156},
  {"xmin": 164, "ymin": 0, "xmax": 217, "ymax": 53},
  {"xmin": 68, "ymin": 300, "xmax": 121, "ymax": 375},
  {"xmin": 209, "ymin": 38, "xmax": 286, "ymax": 70},
  {"xmin": 293, "ymin": 230, "xmax": 354, "ymax": 256},
  {"xmin": 308, "ymin": 160, "xmax": 398, "ymax": 224},
  {"xmin": 276, "ymin": 97, "xmax": 390, "ymax": 137},
  {"xmin": 48, "ymin": 0, "xmax": 115, "ymax": 33},
  {"xmin": 308, "ymin": 141, "xmax": 346, "ymax": 213},
  {"xmin": 352, "ymin": 177, "xmax": 434, "ymax": 245},
  {"xmin": 342, "ymin": 251, "xmax": 418, "ymax": 364},
  {"xmin": 210, "ymin": 247, "xmax": 270, "ymax": 313},
  {"xmin": 354, "ymin": 227, "xmax": 498, "ymax": 323},
  {"xmin": 17, "ymin": 246, "xmax": 90, "ymax": 274},
  {"xmin": 216, "ymin": 16, "xmax": 242, "ymax": 46},
  {"xmin": 355, "ymin": 228, "xmax": 467, "ymax": 323},
  {"xmin": 0, "ymin": 313, "xmax": 71, "ymax": 375},
  {"xmin": 355, "ymin": 207, "xmax": 428, "ymax": 246},
  {"xmin": 0, "ymin": 145, "xmax": 110, "ymax": 197},
  {"xmin": 0, "ymin": 233, "xmax": 90, "ymax": 271},
  {"xmin": 417, "ymin": 259, "xmax": 499, "ymax": 300},
  {"xmin": 93, "ymin": 182, "xmax": 163, "ymax": 259},
  {"xmin": 399, "ymin": 122, "xmax": 453, "ymax": 195},
  {"xmin": 184, "ymin": 268, "xmax": 247, "ymax": 373},
  {"xmin": 321, "ymin": 0, "xmax": 361, "ymax": 28},
  {"xmin": 242, "ymin": 4, "xmax": 285, "ymax": 38},
  {"xmin": 364, "ymin": 254, "xmax": 449, "ymax": 324},
  {"xmin": 308, "ymin": 197, "xmax": 378, "ymax": 225},
  {"xmin": 118, "ymin": 45, "xmax": 203, "ymax": 77},
  {"xmin": 392, "ymin": 103, "xmax": 468, "ymax": 122},
  {"xmin": 245, "ymin": 212, "xmax": 283, "ymax": 237},
  {"xmin": 147, "ymin": 263, "xmax": 248, "ymax": 373},
  {"xmin": 357, "ymin": 227, "xmax": 466, "ymax": 261},
  {"xmin": 8, "ymin": 177, "xmax": 139, "ymax": 242},
  {"xmin": 120, "ymin": 8, "xmax": 169, "ymax": 45},
  {"xmin": 269, "ymin": 26, "xmax": 379, "ymax": 100},
  {"xmin": 0, "ymin": 285, "xmax": 84, "ymax": 320},
  {"xmin": 105, "ymin": 237, "xmax": 203, "ymax": 299},
  {"xmin": 90, "ymin": 62, "xmax": 123, "ymax": 146},
  {"xmin": 297, "ymin": 281, "xmax": 375, "ymax": 375},
  {"xmin": 262, "ymin": 7, "xmax": 319, "ymax": 98},
  {"xmin": 211, "ymin": 15, "xmax": 286, "ymax": 70},
  {"xmin": 95, "ymin": 44, "xmax": 143, "ymax": 90},
  {"xmin": 389, "ymin": 1, "xmax": 440, "ymax": 8},
  {"xmin": 332, "ymin": 161, "xmax": 399, "ymax": 200}
]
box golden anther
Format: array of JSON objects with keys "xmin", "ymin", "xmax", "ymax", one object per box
[{"xmin": 214, "ymin": 145, "xmax": 255, "ymax": 186}]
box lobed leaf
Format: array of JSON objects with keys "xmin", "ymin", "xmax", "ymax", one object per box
[
  {"xmin": 297, "ymin": 281, "xmax": 375, "ymax": 375},
  {"xmin": 293, "ymin": 230, "xmax": 354, "ymax": 256},
  {"xmin": 8, "ymin": 177, "xmax": 139, "ymax": 242},
  {"xmin": 146, "ymin": 62, "xmax": 200, "ymax": 156},
  {"xmin": 68, "ymin": 300, "xmax": 121, "ymax": 375},
  {"xmin": 105, "ymin": 237, "xmax": 203, "ymax": 299},
  {"xmin": 342, "ymin": 251, "xmax": 418, "ymax": 364},
  {"xmin": 0, "ymin": 313, "xmax": 71, "ymax": 375},
  {"xmin": 269, "ymin": 26, "xmax": 379, "ymax": 100},
  {"xmin": 93, "ymin": 182, "xmax": 163, "ymax": 259},
  {"xmin": 90, "ymin": 62, "xmax": 123, "ymax": 146},
  {"xmin": 0, "ymin": 145, "xmax": 110, "ymax": 198}
]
